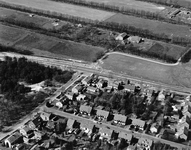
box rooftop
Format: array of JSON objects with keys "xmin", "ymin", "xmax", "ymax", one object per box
[
  {"xmin": 131, "ymin": 119, "xmax": 145, "ymax": 128},
  {"xmin": 118, "ymin": 132, "xmax": 132, "ymax": 141},
  {"xmin": 80, "ymin": 105, "xmax": 92, "ymax": 114},
  {"xmin": 96, "ymin": 109, "xmax": 109, "ymax": 118},
  {"xmin": 113, "ymin": 114, "xmax": 127, "ymax": 123}
]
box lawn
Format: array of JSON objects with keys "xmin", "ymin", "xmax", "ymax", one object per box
[
  {"xmin": 0, "ymin": 0, "xmax": 115, "ymax": 21},
  {"xmin": 105, "ymin": 14, "xmax": 191, "ymax": 38},
  {"xmin": 85, "ymin": 0, "xmax": 166, "ymax": 13},
  {"xmin": 0, "ymin": 23, "xmax": 26, "ymax": 42},
  {"xmin": 101, "ymin": 53, "xmax": 191, "ymax": 88}
]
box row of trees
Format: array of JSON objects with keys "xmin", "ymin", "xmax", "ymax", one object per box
[
  {"xmin": 52, "ymin": 0, "xmax": 190, "ymax": 26},
  {"xmin": 1, "ymin": 1, "xmax": 191, "ymax": 47},
  {"xmin": 1, "ymin": 2, "xmax": 190, "ymax": 63},
  {"xmin": 0, "ymin": 57, "xmax": 73, "ymax": 129},
  {"xmin": 138, "ymin": 0, "xmax": 191, "ymax": 10},
  {"xmin": 0, "ymin": 44, "xmax": 33, "ymax": 55}
]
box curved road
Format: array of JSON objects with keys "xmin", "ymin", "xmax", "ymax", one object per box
[{"xmin": 104, "ymin": 52, "xmax": 180, "ymax": 66}]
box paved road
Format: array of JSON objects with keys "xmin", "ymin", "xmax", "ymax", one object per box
[
  {"xmin": 0, "ymin": 52, "xmax": 190, "ymax": 95},
  {"xmin": 0, "ymin": 69, "xmax": 81, "ymax": 140},
  {"xmin": 43, "ymin": 106, "xmax": 187, "ymax": 149}
]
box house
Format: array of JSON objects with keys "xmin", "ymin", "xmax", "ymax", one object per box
[
  {"xmin": 176, "ymin": 126, "xmax": 189, "ymax": 141},
  {"xmin": 19, "ymin": 126, "xmax": 33, "ymax": 137},
  {"xmin": 178, "ymin": 115, "xmax": 190, "ymax": 129},
  {"xmin": 80, "ymin": 122, "xmax": 95, "ymax": 135},
  {"xmin": 67, "ymin": 119, "xmax": 77, "ymax": 129},
  {"xmin": 124, "ymin": 84, "xmax": 135, "ymax": 92},
  {"xmin": 137, "ymin": 138, "xmax": 153, "ymax": 149},
  {"xmin": 86, "ymin": 86, "xmax": 97, "ymax": 94},
  {"xmin": 28, "ymin": 116, "xmax": 42, "ymax": 129},
  {"xmin": 14, "ymin": 143, "xmax": 27, "ymax": 150},
  {"xmin": 150, "ymin": 123, "xmax": 161, "ymax": 134},
  {"xmin": 65, "ymin": 92, "xmax": 73, "ymax": 100},
  {"xmin": 76, "ymin": 94, "xmax": 86, "ymax": 101},
  {"xmin": 115, "ymin": 32, "xmax": 128, "ymax": 41},
  {"xmin": 82, "ymin": 76, "xmax": 93, "ymax": 85},
  {"xmin": 72, "ymin": 84, "xmax": 83, "ymax": 94},
  {"xmin": 157, "ymin": 91, "xmax": 165, "ymax": 101},
  {"xmin": 4, "ymin": 132, "xmax": 23, "ymax": 148},
  {"xmin": 131, "ymin": 119, "xmax": 145, "ymax": 130},
  {"xmin": 97, "ymin": 79, "xmax": 107, "ymax": 88},
  {"xmin": 128, "ymin": 36, "xmax": 143, "ymax": 44},
  {"xmin": 127, "ymin": 145, "xmax": 136, "ymax": 150},
  {"xmin": 118, "ymin": 132, "xmax": 132, "ymax": 143},
  {"xmin": 40, "ymin": 112, "xmax": 51, "ymax": 121},
  {"xmin": 96, "ymin": 109, "xmax": 110, "ymax": 121},
  {"xmin": 113, "ymin": 114, "xmax": 128, "ymax": 125},
  {"xmin": 80, "ymin": 105, "xmax": 92, "ymax": 116},
  {"xmin": 182, "ymin": 104, "xmax": 191, "ymax": 117},
  {"xmin": 99, "ymin": 128, "xmax": 114, "ymax": 140},
  {"xmin": 46, "ymin": 121, "xmax": 55, "ymax": 131}
]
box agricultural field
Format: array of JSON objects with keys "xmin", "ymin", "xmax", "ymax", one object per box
[
  {"xmin": 0, "ymin": 7, "xmax": 69, "ymax": 30},
  {"xmin": 0, "ymin": 23, "xmax": 26, "ymax": 43},
  {"xmin": 105, "ymin": 14, "xmax": 191, "ymax": 38},
  {"xmin": 0, "ymin": 0, "xmax": 115, "ymax": 21},
  {"xmin": 0, "ymin": 23, "xmax": 105, "ymax": 62},
  {"xmin": 85, "ymin": 0, "xmax": 166, "ymax": 13},
  {"xmin": 101, "ymin": 53, "xmax": 191, "ymax": 88}
]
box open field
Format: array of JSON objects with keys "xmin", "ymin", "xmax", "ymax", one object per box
[
  {"xmin": 105, "ymin": 14, "xmax": 191, "ymax": 38},
  {"xmin": 0, "ymin": 23, "xmax": 26, "ymax": 43},
  {"xmin": 85, "ymin": 0, "xmax": 166, "ymax": 13},
  {"xmin": 101, "ymin": 53, "xmax": 191, "ymax": 88},
  {"xmin": 147, "ymin": 41, "xmax": 186, "ymax": 60},
  {"xmin": 0, "ymin": 7, "xmax": 70, "ymax": 30},
  {"xmin": 0, "ymin": 0, "xmax": 115, "ymax": 21},
  {"xmin": 0, "ymin": 24, "xmax": 105, "ymax": 62}
]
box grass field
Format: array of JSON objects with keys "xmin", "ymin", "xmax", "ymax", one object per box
[
  {"xmin": 0, "ymin": 0, "xmax": 115, "ymax": 21},
  {"xmin": 105, "ymin": 14, "xmax": 191, "ymax": 38},
  {"xmin": 101, "ymin": 53, "xmax": 191, "ymax": 88},
  {"xmin": 0, "ymin": 23, "xmax": 105, "ymax": 62},
  {"xmin": 0, "ymin": 23, "xmax": 26, "ymax": 42},
  {"xmin": 147, "ymin": 41, "xmax": 186, "ymax": 60},
  {"xmin": 85, "ymin": 0, "xmax": 165, "ymax": 13}
]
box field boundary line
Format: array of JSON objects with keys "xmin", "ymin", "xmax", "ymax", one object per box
[{"xmin": 106, "ymin": 52, "xmax": 179, "ymax": 66}]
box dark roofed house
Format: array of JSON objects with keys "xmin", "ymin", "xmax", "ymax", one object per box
[
  {"xmin": 80, "ymin": 105, "xmax": 92, "ymax": 116},
  {"xmin": 99, "ymin": 128, "xmax": 114, "ymax": 140},
  {"xmin": 4, "ymin": 132, "xmax": 23, "ymax": 148},
  {"xmin": 28, "ymin": 116, "xmax": 42, "ymax": 129},
  {"xmin": 113, "ymin": 114, "xmax": 128, "ymax": 125},
  {"xmin": 132, "ymin": 119, "xmax": 145, "ymax": 130},
  {"xmin": 118, "ymin": 132, "xmax": 132, "ymax": 143},
  {"xmin": 67, "ymin": 119, "xmax": 77, "ymax": 129},
  {"xmin": 96, "ymin": 109, "xmax": 110, "ymax": 121}
]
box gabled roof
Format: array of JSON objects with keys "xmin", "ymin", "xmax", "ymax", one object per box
[
  {"xmin": 21, "ymin": 126, "xmax": 33, "ymax": 134},
  {"xmin": 114, "ymin": 114, "xmax": 127, "ymax": 123},
  {"xmin": 80, "ymin": 122, "xmax": 95, "ymax": 130},
  {"xmin": 99, "ymin": 127, "xmax": 113, "ymax": 137},
  {"xmin": 74, "ymin": 84, "xmax": 83, "ymax": 91},
  {"xmin": 96, "ymin": 109, "xmax": 109, "ymax": 118},
  {"xmin": 132, "ymin": 119, "xmax": 145, "ymax": 128},
  {"xmin": 183, "ymin": 105, "xmax": 191, "ymax": 114},
  {"xmin": 67, "ymin": 119, "xmax": 76, "ymax": 129},
  {"xmin": 5, "ymin": 132, "xmax": 22, "ymax": 144},
  {"xmin": 40, "ymin": 112, "xmax": 51, "ymax": 120},
  {"xmin": 118, "ymin": 132, "xmax": 132, "ymax": 141},
  {"xmin": 177, "ymin": 126, "xmax": 189, "ymax": 136},
  {"xmin": 46, "ymin": 121, "xmax": 55, "ymax": 129},
  {"xmin": 83, "ymin": 76, "xmax": 92, "ymax": 83},
  {"xmin": 80, "ymin": 105, "xmax": 92, "ymax": 114},
  {"xmin": 87, "ymin": 86, "xmax": 97, "ymax": 92},
  {"xmin": 32, "ymin": 116, "xmax": 42, "ymax": 127},
  {"xmin": 138, "ymin": 138, "xmax": 153, "ymax": 147}
]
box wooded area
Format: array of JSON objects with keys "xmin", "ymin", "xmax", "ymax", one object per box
[{"xmin": 0, "ymin": 56, "xmax": 73, "ymax": 129}]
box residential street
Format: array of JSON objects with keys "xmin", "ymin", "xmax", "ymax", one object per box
[{"xmin": 43, "ymin": 106, "xmax": 186, "ymax": 149}]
